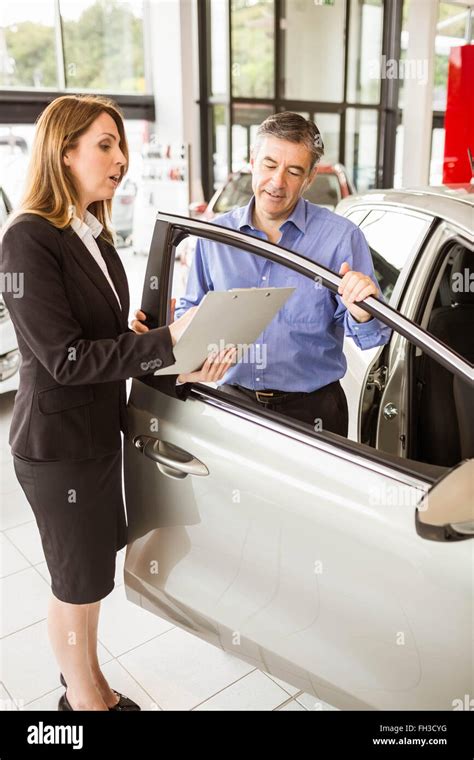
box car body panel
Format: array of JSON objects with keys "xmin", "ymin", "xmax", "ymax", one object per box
[
  {"xmin": 336, "ymin": 185, "xmax": 473, "ymax": 240},
  {"xmin": 124, "ymin": 381, "xmax": 471, "ymax": 710}
]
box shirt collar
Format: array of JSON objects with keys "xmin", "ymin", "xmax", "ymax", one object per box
[
  {"xmin": 238, "ymin": 195, "xmax": 307, "ymax": 235},
  {"xmin": 70, "ymin": 209, "xmax": 103, "ymax": 240}
]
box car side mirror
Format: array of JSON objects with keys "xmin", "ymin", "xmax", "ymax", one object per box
[{"xmin": 415, "ymin": 459, "xmax": 474, "ymax": 541}]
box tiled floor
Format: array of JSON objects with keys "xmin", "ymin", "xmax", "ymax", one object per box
[{"xmin": 0, "ymin": 248, "xmax": 338, "ymax": 712}]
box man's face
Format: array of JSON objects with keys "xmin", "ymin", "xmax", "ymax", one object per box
[{"xmin": 250, "ymin": 135, "xmax": 317, "ymax": 222}]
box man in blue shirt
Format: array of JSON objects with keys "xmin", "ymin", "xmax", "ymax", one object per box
[{"xmin": 134, "ymin": 112, "xmax": 391, "ymax": 435}]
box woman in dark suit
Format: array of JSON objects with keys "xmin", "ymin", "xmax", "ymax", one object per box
[{"xmin": 0, "ymin": 94, "xmax": 235, "ymax": 712}]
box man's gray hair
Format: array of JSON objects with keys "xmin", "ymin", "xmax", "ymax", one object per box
[{"xmin": 253, "ymin": 111, "xmax": 325, "ymax": 171}]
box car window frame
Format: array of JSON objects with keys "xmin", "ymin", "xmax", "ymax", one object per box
[
  {"xmin": 144, "ymin": 213, "xmax": 473, "ymax": 382},
  {"xmin": 135, "ymin": 213, "xmax": 472, "ymax": 486}
]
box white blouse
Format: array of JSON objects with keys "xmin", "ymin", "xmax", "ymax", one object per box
[{"xmin": 70, "ymin": 210, "xmax": 122, "ymax": 308}]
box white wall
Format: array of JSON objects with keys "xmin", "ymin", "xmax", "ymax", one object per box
[{"xmin": 145, "ymin": 0, "xmax": 202, "ymax": 200}]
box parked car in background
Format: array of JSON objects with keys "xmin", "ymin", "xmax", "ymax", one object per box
[
  {"xmin": 189, "ymin": 163, "xmax": 355, "ymax": 220},
  {"xmin": 0, "ymin": 185, "xmax": 20, "ymax": 392},
  {"xmin": 123, "ymin": 187, "xmax": 472, "ymax": 712},
  {"xmin": 112, "ymin": 177, "xmax": 137, "ymax": 248}
]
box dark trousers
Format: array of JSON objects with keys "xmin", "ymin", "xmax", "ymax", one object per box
[{"xmin": 221, "ymin": 380, "xmax": 349, "ymax": 437}]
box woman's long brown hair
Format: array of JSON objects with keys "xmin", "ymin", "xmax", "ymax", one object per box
[{"xmin": 15, "ymin": 94, "xmax": 129, "ymax": 242}]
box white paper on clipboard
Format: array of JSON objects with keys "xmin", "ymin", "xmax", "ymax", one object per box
[{"xmin": 153, "ymin": 287, "xmax": 295, "ymax": 376}]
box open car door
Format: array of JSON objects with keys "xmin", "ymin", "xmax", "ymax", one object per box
[{"xmin": 123, "ymin": 213, "xmax": 473, "ymax": 711}]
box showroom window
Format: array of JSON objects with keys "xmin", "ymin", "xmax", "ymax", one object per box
[
  {"xmin": 231, "ymin": 104, "xmax": 273, "ymax": 170},
  {"xmin": 0, "ymin": 3, "xmax": 57, "ymax": 89},
  {"xmin": 60, "ymin": 0, "xmax": 146, "ymax": 93},
  {"xmin": 429, "ymin": 2, "xmax": 473, "ymax": 184},
  {"xmin": 0, "ymin": 0, "xmax": 147, "ymax": 94},
  {"xmin": 198, "ymin": 0, "xmax": 402, "ymax": 198},
  {"xmin": 231, "ymin": 0, "xmax": 274, "ymax": 99},
  {"xmin": 345, "ymin": 108, "xmax": 379, "ymax": 192},
  {"xmin": 399, "ymin": 0, "xmax": 474, "ymax": 186},
  {"xmin": 433, "ymin": 1, "xmax": 472, "ymax": 112},
  {"xmin": 280, "ymin": 0, "xmax": 346, "ymax": 103},
  {"xmin": 0, "ymin": 0, "xmax": 154, "ymax": 256}
]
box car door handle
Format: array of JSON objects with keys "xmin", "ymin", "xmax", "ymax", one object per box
[{"xmin": 133, "ymin": 435, "xmax": 209, "ymax": 477}]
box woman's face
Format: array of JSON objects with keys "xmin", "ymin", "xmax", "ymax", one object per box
[{"xmin": 63, "ymin": 111, "xmax": 126, "ymax": 214}]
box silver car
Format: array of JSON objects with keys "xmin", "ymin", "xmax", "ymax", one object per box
[{"xmin": 123, "ymin": 186, "xmax": 473, "ymax": 711}]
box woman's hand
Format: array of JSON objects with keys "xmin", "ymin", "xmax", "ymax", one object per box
[
  {"xmin": 177, "ymin": 346, "xmax": 237, "ymax": 384},
  {"xmin": 131, "ymin": 302, "xmax": 195, "ymax": 346},
  {"xmin": 130, "ymin": 309, "xmax": 149, "ymax": 334},
  {"xmin": 131, "ymin": 307, "xmax": 236, "ymax": 383}
]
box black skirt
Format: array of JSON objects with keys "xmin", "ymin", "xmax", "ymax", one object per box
[{"xmin": 13, "ymin": 448, "xmax": 128, "ymax": 604}]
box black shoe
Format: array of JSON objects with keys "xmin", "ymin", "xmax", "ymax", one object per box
[
  {"xmin": 58, "ymin": 691, "xmax": 73, "ymax": 711},
  {"xmin": 59, "ymin": 672, "xmax": 141, "ymax": 711}
]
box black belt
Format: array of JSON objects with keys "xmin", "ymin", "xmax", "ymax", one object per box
[{"xmin": 232, "ymin": 385, "xmax": 307, "ymax": 405}]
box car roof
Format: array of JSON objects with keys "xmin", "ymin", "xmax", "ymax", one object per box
[{"xmin": 337, "ymin": 185, "xmax": 473, "ymax": 238}]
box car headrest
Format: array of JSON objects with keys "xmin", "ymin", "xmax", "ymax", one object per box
[{"xmin": 451, "ymin": 249, "xmax": 474, "ymax": 305}]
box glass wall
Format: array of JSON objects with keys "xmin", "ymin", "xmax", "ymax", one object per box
[
  {"xmin": 430, "ymin": 2, "xmax": 472, "ymax": 184},
  {"xmin": 210, "ymin": 0, "xmax": 228, "ymax": 97},
  {"xmin": 346, "ymin": 0, "xmax": 384, "ymax": 105},
  {"xmin": 231, "ymin": 0, "xmax": 274, "ymax": 99},
  {"xmin": 0, "ymin": 4, "xmax": 57, "ymax": 88},
  {"xmin": 60, "ymin": 0, "xmax": 145, "ymax": 93},
  {"xmin": 313, "ymin": 113, "xmax": 340, "ymax": 165},
  {"xmin": 433, "ymin": 2, "xmax": 472, "ymax": 111},
  {"xmin": 232, "ymin": 104, "xmax": 273, "ymax": 170},
  {"xmin": 345, "ymin": 108, "xmax": 379, "ymax": 190},
  {"xmin": 0, "ymin": 0, "xmax": 146, "ymax": 93},
  {"xmin": 280, "ymin": 0, "xmax": 345, "ymax": 102},
  {"xmin": 0, "ymin": 0, "xmax": 150, "ymax": 259},
  {"xmin": 202, "ymin": 0, "xmax": 399, "ymax": 198},
  {"xmin": 212, "ymin": 104, "xmax": 228, "ymax": 186}
]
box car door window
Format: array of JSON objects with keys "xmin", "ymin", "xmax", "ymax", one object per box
[
  {"xmin": 142, "ymin": 214, "xmax": 472, "ymax": 474},
  {"xmin": 359, "ymin": 209, "xmax": 433, "ymax": 304},
  {"xmin": 304, "ymin": 173, "xmax": 341, "ymax": 207},
  {"xmin": 213, "ymin": 174, "xmax": 253, "ymax": 214}
]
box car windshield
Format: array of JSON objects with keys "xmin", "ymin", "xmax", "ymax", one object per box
[
  {"xmin": 304, "ymin": 173, "xmax": 341, "ymax": 207},
  {"xmin": 214, "ymin": 173, "xmax": 254, "ymax": 213},
  {"xmin": 214, "ymin": 171, "xmax": 342, "ymax": 214}
]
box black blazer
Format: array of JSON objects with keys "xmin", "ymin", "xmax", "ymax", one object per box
[{"xmin": 0, "ymin": 213, "xmax": 179, "ymax": 460}]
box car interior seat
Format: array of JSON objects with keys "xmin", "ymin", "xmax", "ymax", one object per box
[{"xmin": 417, "ymin": 247, "xmax": 473, "ymax": 466}]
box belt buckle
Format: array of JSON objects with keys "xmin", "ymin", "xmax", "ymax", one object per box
[{"xmin": 255, "ymin": 391, "xmax": 274, "ymax": 403}]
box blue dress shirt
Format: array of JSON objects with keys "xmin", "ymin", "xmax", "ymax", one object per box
[{"xmin": 176, "ymin": 197, "xmax": 392, "ymax": 392}]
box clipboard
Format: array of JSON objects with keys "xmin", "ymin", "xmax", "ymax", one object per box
[{"xmin": 153, "ymin": 287, "xmax": 295, "ymax": 375}]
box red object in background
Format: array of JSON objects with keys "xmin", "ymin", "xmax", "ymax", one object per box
[{"xmin": 443, "ymin": 45, "xmax": 474, "ymax": 184}]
